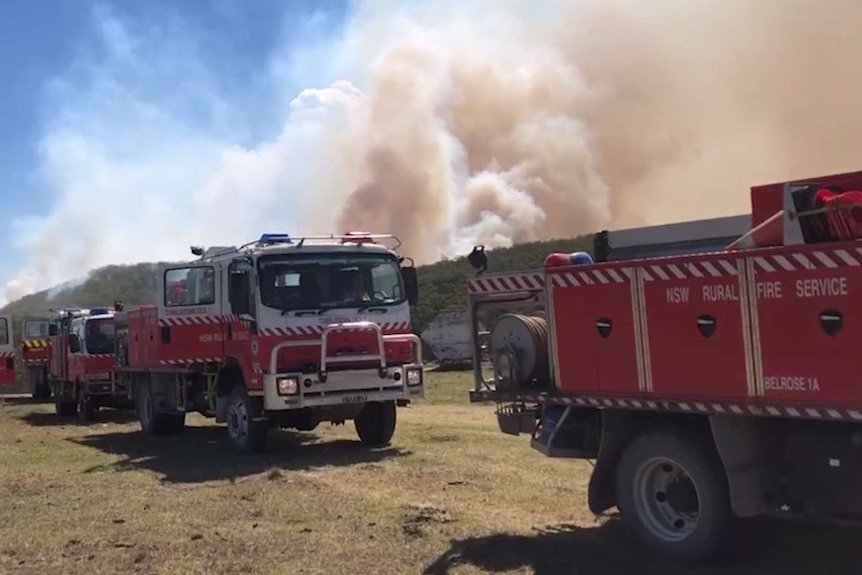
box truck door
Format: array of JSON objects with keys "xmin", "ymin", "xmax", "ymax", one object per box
[
  {"xmin": 0, "ymin": 315, "xmax": 14, "ymax": 385},
  {"xmin": 223, "ymin": 257, "xmax": 260, "ymax": 390},
  {"xmin": 158, "ymin": 263, "xmax": 225, "ymax": 365}
]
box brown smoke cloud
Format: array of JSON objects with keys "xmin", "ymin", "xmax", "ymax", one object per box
[{"xmin": 335, "ymin": 0, "xmax": 862, "ymax": 264}]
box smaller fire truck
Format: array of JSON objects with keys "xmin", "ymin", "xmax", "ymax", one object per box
[
  {"xmin": 468, "ymin": 170, "xmax": 862, "ymax": 563},
  {"xmin": 0, "ymin": 314, "xmax": 15, "ymax": 387},
  {"xmin": 21, "ymin": 316, "xmax": 53, "ymax": 399},
  {"xmin": 49, "ymin": 306, "xmax": 131, "ymax": 420},
  {"xmin": 114, "ymin": 232, "xmax": 424, "ymax": 454}
]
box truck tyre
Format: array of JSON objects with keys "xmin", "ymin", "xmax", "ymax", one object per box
[
  {"xmin": 615, "ymin": 430, "xmax": 733, "ymax": 563},
  {"xmin": 354, "ymin": 400, "xmax": 397, "ymax": 447},
  {"xmin": 77, "ymin": 392, "xmax": 97, "ymax": 424},
  {"xmin": 225, "ymin": 385, "xmax": 268, "ymax": 454},
  {"xmin": 137, "ymin": 381, "xmax": 186, "ymax": 436},
  {"xmin": 30, "ymin": 369, "xmax": 50, "ymax": 400},
  {"xmin": 54, "ymin": 396, "xmax": 77, "ymax": 417}
]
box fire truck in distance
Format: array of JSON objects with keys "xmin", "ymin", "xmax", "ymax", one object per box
[
  {"xmin": 468, "ymin": 170, "xmax": 862, "ymax": 563},
  {"xmin": 0, "ymin": 314, "xmax": 15, "ymax": 387},
  {"xmin": 113, "ymin": 232, "xmax": 423, "ymax": 454},
  {"xmin": 48, "ymin": 306, "xmax": 131, "ymax": 420},
  {"xmin": 21, "ymin": 316, "xmax": 53, "ymax": 399}
]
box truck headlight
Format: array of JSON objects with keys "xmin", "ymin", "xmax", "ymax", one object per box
[
  {"xmin": 405, "ymin": 367, "xmax": 422, "ymax": 386},
  {"xmin": 276, "ymin": 376, "xmax": 299, "ymax": 395}
]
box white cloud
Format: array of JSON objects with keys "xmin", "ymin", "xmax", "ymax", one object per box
[{"xmin": 4, "ymin": 5, "xmax": 360, "ymax": 304}]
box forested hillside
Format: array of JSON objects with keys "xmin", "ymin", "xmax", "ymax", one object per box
[{"xmin": 2, "ymin": 237, "xmax": 592, "ymax": 332}]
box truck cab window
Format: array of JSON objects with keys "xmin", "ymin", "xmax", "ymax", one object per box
[
  {"xmin": 23, "ymin": 319, "xmax": 50, "ymax": 338},
  {"xmin": 85, "ymin": 318, "xmax": 116, "ymax": 355},
  {"xmin": 165, "ymin": 266, "xmax": 216, "ymax": 307},
  {"xmin": 257, "ymin": 253, "xmax": 405, "ymax": 312},
  {"xmin": 0, "ymin": 318, "xmax": 8, "ymax": 346}
]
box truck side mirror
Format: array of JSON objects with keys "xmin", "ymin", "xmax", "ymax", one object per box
[
  {"xmin": 229, "ymin": 270, "xmax": 251, "ymax": 315},
  {"xmin": 68, "ymin": 334, "xmax": 80, "ymax": 353},
  {"xmin": 49, "ymin": 324, "xmax": 58, "ymax": 336},
  {"xmin": 401, "ymin": 265, "xmax": 418, "ymax": 306}
]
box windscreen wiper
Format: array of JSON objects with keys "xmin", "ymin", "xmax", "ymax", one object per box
[
  {"xmin": 355, "ymin": 305, "xmax": 389, "ymax": 314},
  {"xmin": 282, "ymin": 308, "xmax": 322, "ymax": 317}
]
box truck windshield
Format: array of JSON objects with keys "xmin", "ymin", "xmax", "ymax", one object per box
[
  {"xmin": 85, "ymin": 318, "xmax": 115, "ymax": 354},
  {"xmin": 257, "ymin": 253, "xmax": 405, "ymax": 312},
  {"xmin": 23, "ymin": 319, "xmax": 50, "ymax": 338}
]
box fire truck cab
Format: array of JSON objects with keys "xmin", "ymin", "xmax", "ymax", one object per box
[
  {"xmin": 49, "ymin": 306, "xmax": 129, "ymax": 420},
  {"xmin": 116, "ymin": 232, "xmax": 424, "ymax": 454},
  {"xmin": 21, "ymin": 317, "xmax": 53, "ymax": 399},
  {"xmin": 0, "ymin": 314, "xmax": 15, "ymax": 387}
]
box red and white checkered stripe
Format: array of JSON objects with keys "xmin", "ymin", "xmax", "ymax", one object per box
[
  {"xmin": 752, "ymin": 247, "xmax": 862, "ymax": 273},
  {"xmin": 468, "ymin": 273, "xmax": 545, "ymax": 294},
  {"xmin": 485, "ymin": 391, "xmax": 862, "ymax": 422},
  {"xmin": 259, "ymin": 321, "xmax": 411, "ymax": 338},
  {"xmin": 159, "ymin": 315, "xmax": 225, "ymax": 326},
  {"xmin": 640, "ymin": 259, "xmax": 739, "ymax": 282},
  {"xmin": 159, "ymin": 358, "xmax": 222, "ymax": 365},
  {"xmin": 0, "ymin": 352, "xmax": 13, "ymax": 359},
  {"xmin": 550, "ymin": 267, "xmax": 631, "ymax": 288}
]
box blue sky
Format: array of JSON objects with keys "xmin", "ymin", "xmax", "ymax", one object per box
[{"xmin": 0, "ymin": 0, "xmax": 358, "ymax": 302}]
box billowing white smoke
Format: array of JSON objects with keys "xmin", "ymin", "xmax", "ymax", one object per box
[{"xmin": 5, "ymin": 0, "xmax": 862, "ymax": 304}]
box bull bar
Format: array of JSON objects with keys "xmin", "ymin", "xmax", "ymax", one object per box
[{"xmin": 263, "ymin": 321, "xmax": 424, "ymax": 410}]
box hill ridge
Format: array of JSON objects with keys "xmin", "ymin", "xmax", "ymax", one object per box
[{"xmin": 1, "ymin": 236, "xmax": 593, "ymax": 334}]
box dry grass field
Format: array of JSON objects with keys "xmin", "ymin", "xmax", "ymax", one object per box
[{"xmin": 0, "ymin": 370, "xmax": 860, "ymax": 575}]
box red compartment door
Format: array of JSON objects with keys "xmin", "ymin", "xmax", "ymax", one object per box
[
  {"xmin": 639, "ymin": 254, "xmax": 751, "ymax": 401},
  {"xmin": 751, "ymin": 245, "xmax": 862, "ymax": 405},
  {"xmin": 549, "ymin": 264, "xmax": 641, "ymax": 396}
]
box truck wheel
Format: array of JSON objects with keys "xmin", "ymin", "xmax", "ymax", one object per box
[
  {"xmin": 35, "ymin": 384, "xmax": 51, "ymax": 400},
  {"xmin": 225, "ymin": 386, "xmax": 268, "ymax": 454},
  {"xmin": 77, "ymin": 393, "xmax": 97, "ymax": 424},
  {"xmin": 354, "ymin": 400, "xmax": 397, "ymax": 447},
  {"xmin": 615, "ymin": 430, "xmax": 733, "ymax": 563},
  {"xmin": 54, "ymin": 397, "xmax": 77, "ymax": 417},
  {"xmin": 30, "ymin": 369, "xmax": 50, "ymax": 400},
  {"xmin": 137, "ymin": 381, "xmax": 185, "ymax": 436}
]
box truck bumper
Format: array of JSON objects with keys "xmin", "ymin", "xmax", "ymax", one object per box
[{"xmin": 263, "ymin": 363, "xmax": 425, "ymax": 411}]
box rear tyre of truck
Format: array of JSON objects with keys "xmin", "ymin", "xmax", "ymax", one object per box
[
  {"xmin": 615, "ymin": 430, "xmax": 733, "ymax": 563},
  {"xmin": 77, "ymin": 392, "xmax": 97, "ymax": 424},
  {"xmin": 354, "ymin": 400, "xmax": 397, "ymax": 447},
  {"xmin": 54, "ymin": 396, "xmax": 77, "ymax": 417},
  {"xmin": 137, "ymin": 381, "xmax": 186, "ymax": 436},
  {"xmin": 29, "ymin": 369, "xmax": 50, "ymax": 400},
  {"xmin": 225, "ymin": 385, "xmax": 268, "ymax": 455}
]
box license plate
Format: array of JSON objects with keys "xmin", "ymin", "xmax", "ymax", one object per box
[{"xmin": 341, "ymin": 395, "xmax": 368, "ymax": 404}]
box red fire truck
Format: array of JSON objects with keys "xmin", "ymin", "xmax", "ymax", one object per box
[
  {"xmin": 113, "ymin": 232, "xmax": 423, "ymax": 454},
  {"xmin": 21, "ymin": 316, "xmax": 53, "ymax": 399},
  {"xmin": 49, "ymin": 306, "xmax": 130, "ymax": 420},
  {"xmin": 0, "ymin": 314, "xmax": 15, "ymax": 387},
  {"xmin": 467, "ymin": 170, "xmax": 862, "ymax": 562}
]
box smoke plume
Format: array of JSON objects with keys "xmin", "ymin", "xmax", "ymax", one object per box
[
  {"xmin": 331, "ymin": 0, "xmax": 862, "ymax": 262},
  {"xmin": 6, "ymin": 0, "xmax": 862, "ymax": 302}
]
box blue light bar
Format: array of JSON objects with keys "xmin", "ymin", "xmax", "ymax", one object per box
[
  {"xmin": 258, "ymin": 233, "xmax": 293, "ymax": 245},
  {"xmin": 89, "ymin": 307, "xmax": 111, "ymax": 316}
]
